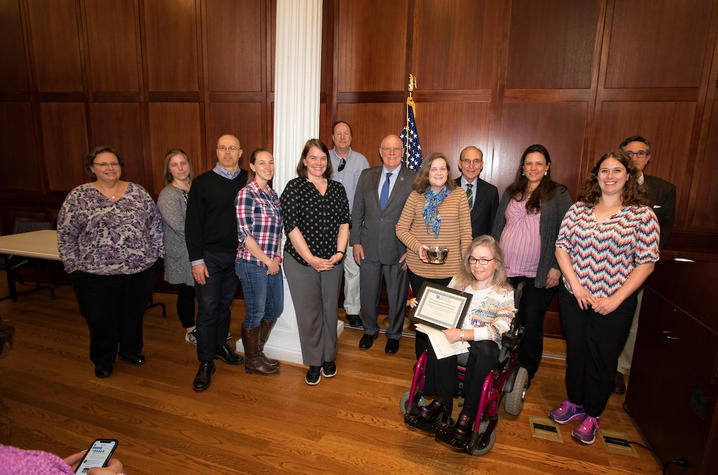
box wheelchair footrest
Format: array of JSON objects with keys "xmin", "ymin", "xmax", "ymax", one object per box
[
  {"xmin": 435, "ymin": 423, "xmax": 470, "ymax": 451},
  {"xmin": 404, "ymin": 413, "xmax": 442, "ymax": 435}
]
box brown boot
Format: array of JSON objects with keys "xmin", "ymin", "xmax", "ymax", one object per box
[
  {"xmin": 242, "ymin": 327, "xmax": 278, "ymax": 375},
  {"xmin": 259, "ymin": 319, "xmax": 280, "ymax": 368}
]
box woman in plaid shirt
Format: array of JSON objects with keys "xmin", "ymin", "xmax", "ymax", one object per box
[{"xmin": 235, "ymin": 149, "xmax": 284, "ymax": 376}]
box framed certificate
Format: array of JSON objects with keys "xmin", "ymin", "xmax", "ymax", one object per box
[{"xmin": 410, "ymin": 282, "xmax": 471, "ymax": 330}]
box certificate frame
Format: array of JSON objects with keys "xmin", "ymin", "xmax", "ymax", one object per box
[{"xmin": 410, "ymin": 282, "xmax": 471, "ymax": 330}]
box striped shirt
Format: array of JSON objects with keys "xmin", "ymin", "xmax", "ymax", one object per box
[
  {"xmin": 499, "ymin": 198, "xmax": 541, "ymax": 278},
  {"xmin": 396, "ymin": 189, "xmax": 473, "ymax": 279},
  {"xmin": 449, "ymin": 280, "xmax": 515, "ymax": 347},
  {"xmin": 235, "ymin": 180, "xmax": 283, "ymax": 267},
  {"xmin": 555, "ymin": 202, "xmax": 660, "ymax": 298}
]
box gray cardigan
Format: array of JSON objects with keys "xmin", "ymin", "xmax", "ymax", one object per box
[
  {"xmin": 157, "ymin": 184, "xmax": 194, "ymax": 286},
  {"xmin": 491, "ymin": 186, "xmax": 572, "ymax": 288}
]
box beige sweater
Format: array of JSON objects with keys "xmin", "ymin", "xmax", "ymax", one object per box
[{"xmin": 396, "ymin": 188, "xmax": 472, "ymax": 279}]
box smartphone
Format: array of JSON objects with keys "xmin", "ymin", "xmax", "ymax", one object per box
[{"xmin": 74, "ymin": 439, "xmax": 118, "ymax": 474}]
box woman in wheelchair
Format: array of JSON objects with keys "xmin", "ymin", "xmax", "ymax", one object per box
[{"xmin": 416, "ymin": 235, "xmax": 516, "ymax": 441}]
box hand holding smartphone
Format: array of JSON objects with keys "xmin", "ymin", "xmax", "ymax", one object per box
[{"xmin": 74, "ymin": 439, "xmax": 118, "ymax": 474}]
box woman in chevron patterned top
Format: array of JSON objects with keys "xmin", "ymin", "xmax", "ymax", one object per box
[{"xmin": 550, "ymin": 150, "xmax": 660, "ymax": 445}]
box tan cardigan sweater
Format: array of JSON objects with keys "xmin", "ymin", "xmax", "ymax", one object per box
[{"xmin": 396, "ymin": 188, "xmax": 472, "ymax": 279}]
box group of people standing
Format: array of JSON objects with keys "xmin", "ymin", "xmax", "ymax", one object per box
[{"xmin": 57, "ymin": 125, "xmax": 674, "ymax": 446}]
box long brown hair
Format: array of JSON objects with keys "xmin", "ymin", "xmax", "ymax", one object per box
[
  {"xmin": 453, "ymin": 235, "xmax": 512, "ymax": 292},
  {"xmin": 296, "ymin": 139, "xmax": 332, "ymax": 179},
  {"xmin": 578, "ymin": 150, "xmax": 647, "ymax": 207},
  {"xmin": 412, "ymin": 153, "xmax": 457, "ymax": 193},
  {"xmin": 505, "ymin": 144, "xmax": 562, "ymax": 213},
  {"xmin": 247, "ymin": 148, "xmax": 273, "ymax": 184},
  {"xmin": 162, "ymin": 148, "xmax": 193, "ymax": 185}
]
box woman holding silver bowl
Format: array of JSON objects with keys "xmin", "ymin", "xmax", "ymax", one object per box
[{"xmin": 397, "ymin": 152, "xmax": 472, "ymax": 358}]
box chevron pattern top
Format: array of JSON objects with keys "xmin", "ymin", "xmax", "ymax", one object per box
[{"xmin": 556, "ymin": 202, "xmax": 660, "ymax": 298}]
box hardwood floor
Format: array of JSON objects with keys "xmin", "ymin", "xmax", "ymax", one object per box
[{"xmin": 0, "ymin": 284, "xmax": 662, "ymax": 474}]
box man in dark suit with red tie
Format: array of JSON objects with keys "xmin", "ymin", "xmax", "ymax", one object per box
[
  {"xmin": 351, "ymin": 135, "xmax": 416, "ymax": 354},
  {"xmin": 455, "ymin": 146, "xmax": 499, "ymax": 238},
  {"xmin": 614, "ymin": 135, "xmax": 676, "ymax": 394}
]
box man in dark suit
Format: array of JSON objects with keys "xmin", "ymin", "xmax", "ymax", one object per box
[
  {"xmin": 614, "ymin": 135, "xmax": 676, "ymax": 394},
  {"xmin": 351, "ymin": 134, "xmax": 416, "ymax": 354},
  {"xmin": 455, "ymin": 146, "xmax": 498, "ymax": 238}
]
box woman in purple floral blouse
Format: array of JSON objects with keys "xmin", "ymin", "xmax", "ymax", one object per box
[{"xmin": 57, "ymin": 146, "xmax": 164, "ymax": 379}]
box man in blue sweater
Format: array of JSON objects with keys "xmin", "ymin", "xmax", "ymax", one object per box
[{"xmin": 186, "ymin": 134, "xmax": 248, "ymax": 391}]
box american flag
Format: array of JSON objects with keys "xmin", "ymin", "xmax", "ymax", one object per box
[{"xmin": 399, "ymin": 97, "xmax": 422, "ymax": 171}]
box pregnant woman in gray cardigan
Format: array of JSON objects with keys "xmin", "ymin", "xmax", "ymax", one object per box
[{"xmin": 157, "ymin": 149, "xmax": 197, "ymax": 343}]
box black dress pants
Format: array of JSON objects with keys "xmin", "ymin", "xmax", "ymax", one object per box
[{"xmin": 70, "ymin": 260, "xmax": 161, "ymax": 370}]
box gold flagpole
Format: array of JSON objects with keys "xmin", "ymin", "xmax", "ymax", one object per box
[{"xmin": 405, "ymin": 74, "xmax": 416, "ymax": 168}]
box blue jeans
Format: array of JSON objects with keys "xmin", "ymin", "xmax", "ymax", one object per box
[{"xmin": 235, "ymin": 259, "xmax": 284, "ymax": 329}]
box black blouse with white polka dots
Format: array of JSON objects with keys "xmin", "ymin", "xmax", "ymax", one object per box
[{"xmin": 280, "ymin": 177, "xmax": 350, "ymax": 266}]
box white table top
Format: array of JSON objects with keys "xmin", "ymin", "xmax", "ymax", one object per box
[{"xmin": 0, "ymin": 229, "xmax": 60, "ymax": 261}]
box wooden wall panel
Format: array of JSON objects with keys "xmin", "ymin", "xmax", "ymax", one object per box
[
  {"xmin": 507, "ymin": 0, "xmax": 601, "ymax": 89},
  {"xmin": 337, "ymin": 0, "xmax": 408, "ymax": 92},
  {"xmin": 336, "ymin": 102, "xmax": 404, "ymax": 167},
  {"xmin": 27, "ymin": 0, "xmax": 83, "ymax": 92},
  {"xmin": 148, "ymin": 102, "xmax": 202, "ymax": 196},
  {"xmin": 206, "ymin": 102, "xmax": 263, "ymax": 172},
  {"xmin": 89, "ymin": 103, "xmax": 145, "ymax": 188},
  {"xmin": 605, "ymin": 0, "xmax": 713, "ymax": 88},
  {"xmin": 0, "ymin": 102, "xmax": 40, "ymax": 191},
  {"xmin": 497, "ymin": 102, "xmax": 588, "ymax": 197},
  {"xmin": 143, "ymin": 0, "xmax": 199, "ymax": 91},
  {"xmin": 40, "ymin": 102, "xmax": 88, "ymax": 192},
  {"xmin": 594, "ymin": 101, "xmax": 694, "ymax": 193},
  {"xmin": 413, "ymin": 0, "xmax": 501, "ymax": 90},
  {"xmin": 686, "ymin": 101, "xmax": 718, "ymax": 231},
  {"xmin": 416, "ymin": 102, "xmax": 491, "ymax": 179},
  {"xmin": 206, "ymin": 0, "xmax": 263, "ymax": 92},
  {"xmin": 84, "ymin": 0, "xmax": 140, "ymax": 92},
  {"xmin": 0, "ymin": 0, "xmax": 28, "ymax": 92}
]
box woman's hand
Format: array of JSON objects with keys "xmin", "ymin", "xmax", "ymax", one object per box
[
  {"xmin": 418, "ymin": 245, "xmax": 430, "ymax": 263},
  {"xmin": 328, "ymin": 252, "xmax": 345, "ymax": 265},
  {"xmin": 592, "ymin": 295, "xmax": 622, "ymax": 315},
  {"xmin": 408, "ymin": 297, "xmax": 418, "ymax": 308},
  {"xmin": 545, "ymin": 268, "xmax": 561, "ymax": 288},
  {"xmin": 569, "ymin": 282, "xmax": 596, "ymax": 310},
  {"xmin": 443, "ymin": 328, "xmax": 463, "ymax": 344},
  {"xmin": 64, "ymin": 452, "xmax": 124, "ymax": 474},
  {"xmin": 266, "ymin": 257, "xmax": 281, "ymax": 275},
  {"xmin": 308, "ymin": 255, "xmax": 334, "ymax": 272}
]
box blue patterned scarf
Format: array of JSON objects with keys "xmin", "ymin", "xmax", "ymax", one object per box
[{"xmin": 423, "ymin": 186, "xmax": 448, "ymax": 238}]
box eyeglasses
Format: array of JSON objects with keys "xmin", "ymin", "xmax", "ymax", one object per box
[
  {"xmin": 460, "ymin": 159, "xmax": 482, "ymax": 165},
  {"xmin": 469, "ymin": 257, "xmax": 494, "ymax": 266},
  {"xmin": 624, "ymin": 150, "xmax": 648, "ymax": 158},
  {"xmin": 381, "ymin": 147, "xmax": 402, "ymax": 152},
  {"xmin": 93, "ymin": 162, "xmax": 119, "ymax": 168},
  {"xmin": 217, "ymin": 145, "xmax": 240, "ymax": 152}
]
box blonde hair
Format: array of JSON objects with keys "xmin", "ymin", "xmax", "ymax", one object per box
[{"xmin": 453, "ymin": 235, "xmax": 511, "ymax": 292}]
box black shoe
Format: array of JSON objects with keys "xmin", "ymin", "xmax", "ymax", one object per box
[
  {"xmin": 305, "ymin": 366, "xmax": 321, "ymax": 385},
  {"xmin": 193, "ymin": 361, "xmax": 215, "ymax": 392},
  {"xmin": 94, "ymin": 366, "xmax": 113, "ymax": 378},
  {"xmin": 385, "ymin": 338, "xmax": 399, "ymax": 354},
  {"xmin": 452, "ymin": 413, "xmax": 472, "ymax": 441},
  {"xmin": 118, "ymin": 353, "xmax": 146, "ymax": 366},
  {"xmin": 421, "ymin": 399, "xmax": 449, "ymax": 423},
  {"xmin": 321, "ymin": 361, "xmax": 337, "ymax": 378},
  {"xmin": 214, "ymin": 343, "xmax": 244, "ymax": 365},
  {"xmin": 359, "ymin": 333, "xmax": 378, "ymax": 349},
  {"xmin": 614, "ymin": 371, "xmax": 626, "ymax": 394},
  {"xmin": 346, "ymin": 314, "xmax": 363, "ymax": 328}
]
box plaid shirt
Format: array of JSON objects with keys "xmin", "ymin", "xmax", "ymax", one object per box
[{"xmin": 235, "ymin": 180, "xmax": 283, "ymax": 267}]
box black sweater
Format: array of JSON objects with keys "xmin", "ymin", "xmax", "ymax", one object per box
[{"xmin": 185, "ymin": 169, "xmax": 248, "ymax": 261}]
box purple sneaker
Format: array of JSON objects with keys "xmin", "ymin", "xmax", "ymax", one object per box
[
  {"xmin": 549, "ymin": 400, "xmax": 586, "ymax": 424},
  {"xmin": 572, "ymin": 415, "xmax": 600, "ymax": 444}
]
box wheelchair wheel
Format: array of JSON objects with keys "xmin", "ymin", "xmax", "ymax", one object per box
[
  {"xmin": 504, "ymin": 366, "xmax": 529, "ymax": 416},
  {"xmin": 469, "ymin": 421, "xmax": 495, "ymax": 456},
  {"xmin": 399, "ymin": 391, "xmax": 427, "ymax": 415}
]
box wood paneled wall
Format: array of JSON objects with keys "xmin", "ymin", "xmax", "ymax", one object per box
[
  {"xmin": 2, "ymin": 0, "xmax": 717, "ymax": 254},
  {"xmin": 0, "ymin": 0, "xmax": 274, "ymax": 231},
  {"xmin": 321, "ymin": 0, "xmax": 718, "ymax": 253}
]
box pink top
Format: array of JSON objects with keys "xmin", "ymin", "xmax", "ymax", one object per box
[
  {"xmin": 0, "ymin": 444, "xmax": 74, "ymax": 474},
  {"xmin": 499, "ymin": 198, "xmax": 541, "ymax": 278}
]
